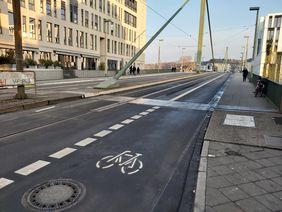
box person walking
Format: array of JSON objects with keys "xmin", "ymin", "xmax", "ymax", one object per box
[
  {"xmin": 137, "ymin": 67, "xmax": 140, "ymax": 75},
  {"xmin": 129, "ymin": 66, "xmax": 133, "ymax": 75},
  {"xmin": 133, "ymin": 65, "xmax": 136, "ymax": 75},
  {"xmin": 242, "ymin": 68, "xmax": 248, "ymax": 82}
]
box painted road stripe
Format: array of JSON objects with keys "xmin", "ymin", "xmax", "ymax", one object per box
[
  {"xmin": 140, "ymin": 112, "xmax": 149, "ymax": 116},
  {"xmin": 95, "ymin": 130, "xmax": 112, "ymax": 137},
  {"xmin": 146, "ymin": 109, "xmax": 155, "ymax": 112},
  {"xmin": 109, "ymin": 124, "xmax": 124, "ymax": 130},
  {"xmin": 170, "ymin": 74, "xmax": 224, "ymax": 101},
  {"xmin": 35, "ymin": 106, "xmax": 55, "ymax": 113},
  {"xmin": 15, "ymin": 160, "xmax": 50, "ymax": 176},
  {"xmin": 131, "ymin": 115, "xmax": 142, "ymax": 120},
  {"xmin": 49, "ymin": 148, "xmax": 77, "ymax": 159},
  {"xmin": 0, "ymin": 178, "xmax": 14, "ymax": 189},
  {"xmin": 75, "ymin": 138, "xmax": 97, "ymax": 147},
  {"xmin": 153, "ymin": 106, "xmax": 160, "ymax": 109},
  {"xmin": 121, "ymin": 119, "xmax": 134, "ymax": 124}
]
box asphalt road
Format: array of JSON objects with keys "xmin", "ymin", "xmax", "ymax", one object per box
[{"xmin": 0, "ymin": 72, "xmax": 231, "ymax": 212}]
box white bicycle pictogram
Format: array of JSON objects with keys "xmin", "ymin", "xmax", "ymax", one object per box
[{"xmin": 96, "ymin": 151, "xmax": 143, "ymax": 175}]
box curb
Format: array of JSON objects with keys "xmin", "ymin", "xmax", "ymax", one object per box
[{"xmin": 193, "ymin": 140, "xmax": 209, "ymax": 212}]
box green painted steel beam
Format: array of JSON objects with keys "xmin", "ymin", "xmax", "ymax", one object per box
[{"xmin": 95, "ymin": 0, "xmax": 191, "ymax": 89}]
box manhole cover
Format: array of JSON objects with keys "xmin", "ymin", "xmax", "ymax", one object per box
[{"xmin": 22, "ymin": 179, "xmax": 85, "ymax": 211}]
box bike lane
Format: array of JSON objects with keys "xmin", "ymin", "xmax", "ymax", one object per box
[{"xmin": 0, "ymin": 106, "xmax": 206, "ymax": 212}]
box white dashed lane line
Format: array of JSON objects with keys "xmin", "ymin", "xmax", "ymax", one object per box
[
  {"xmin": 109, "ymin": 124, "xmax": 124, "ymax": 130},
  {"xmin": 15, "ymin": 160, "xmax": 50, "ymax": 176},
  {"xmin": 146, "ymin": 109, "xmax": 155, "ymax": 112},
  {"xmin": 131, "ymin": 115, "xmax": 142, "ymax": 120},
  {"xmin": 75, "ymin": 138, "xmax": 97, "ymax": 147},
  {"xmin": 121, "ymin": 119, "xmax": 134, "ymax": 124},
  {"xmin": 35, "ymin": 106, "xmax": 56, "ymax": 113},
  {"xmin": 139, "ymin": 112, "xmax": 149, "ymax": 116},
  {"xmin": 0, "ymin": 178, "xmax": 14, "ymax": 190},
  {"xmin": 95, "ymin": 130, "xmax": 112, "ymax": 137},
  {"xmin": 49, "ymin": 147, "xmax": 77, "ymax": 159},
  {"xmin": 153, "ymin": 106, "xmax": 160, "ymax": 109}
]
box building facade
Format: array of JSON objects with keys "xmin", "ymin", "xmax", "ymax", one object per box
[
  {"xmin": 0, "ymin": 0, "xmax": 146, "ymax": 71},
  {"xmin": 252, "ymin": 13, "xmax": 282, "ymax": 84}
]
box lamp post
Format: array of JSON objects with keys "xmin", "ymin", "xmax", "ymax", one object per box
[
  {"xmin": 104, "ymin": 19, "xmax": 113, "ymax": 76},
  {"xmin": 181, "ymin": 48, "xmax": 186, "ymax": 71},
  {"xmin": 244, "ymin": 36, "xmax": 249, "ymax": 69},
  {"xmin": 249, "ymin": 7, "xmax": 260, "ymax": 60},
  {"xmin": 157, "ymin": 39, "xmax": 164, "ymax": 72}
]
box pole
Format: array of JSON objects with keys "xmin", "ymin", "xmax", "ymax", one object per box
[
  {"xmin": 224, "ymin": 47, "xmax": 228, "ymax": 72},
  {"xmin": 181, "ymin": 48, "xmax": 185, "ymax": 71},
  {"xmin": 206, "ymin": 0, "xmax": 215, "ymax": 71},
  {"xmin": 104, "ymin": 31, "xmax": 108, "ymax": 76},
  {"xmin": 196, "ymin": 0, "xmax": 206, "ymax": 73},
  {"xmin": 251, "ymin": 8, "xmax": 260, "ymax": 60},
  {"xmin": 157, "ymin": 39, "xmax": 163, "ymax": 73},
  {"xmin": 96, "ymin": 0, "xmax": 191, "ymax": 88},
  {"xmin": 13, "ymin": 0, "xmax": 26, "ymax": 99},
  {"xmin": 244, "ymin": 36, "xmax": 249, "ymax": 70}
]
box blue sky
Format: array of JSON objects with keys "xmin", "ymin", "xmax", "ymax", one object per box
[{"xmin": 144, "ymin": 0, "xmax": 282, "ymax": 63}]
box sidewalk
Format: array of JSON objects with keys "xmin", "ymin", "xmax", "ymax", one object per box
[{"xmin": 194, "ymin": 73, "xmax": 282, "ymax": 212}]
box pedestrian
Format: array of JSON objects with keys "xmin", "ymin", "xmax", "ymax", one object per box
[
  {"xmin": 242, "ymin": 68, "xmax": 248, "ymax": 82},
  {"xmin": 129, "ymin": 66, "xmax": 133, "ymax": 75},
  {"xmin": 137, "ymin": 67, "xmax": 140, "ymax": 75},
  {"xmin": 133, "ymin": 65, "xmax": 136, "ymax": 75}
]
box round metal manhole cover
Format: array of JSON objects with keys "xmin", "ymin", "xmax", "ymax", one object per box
[{"xmin": 22, "ymin": 179, "xmax": 85, "ymax": 211}]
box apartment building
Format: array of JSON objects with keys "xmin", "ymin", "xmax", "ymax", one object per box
[
  {"xmin": 0, "ymin": 0, "xmax": 146, "ymax": 71},
  {"xmin": 252, "ymin": 13, "xmax": 282, "ymax": 84}
]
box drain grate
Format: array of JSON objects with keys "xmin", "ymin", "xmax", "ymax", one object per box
[
  {"xmin": 22, "ymin": 179, "xmax": 85, "ymax": 211},
  {"xmin": 273, "ymin": 117, "xmax": 282, "ymax": 125}
]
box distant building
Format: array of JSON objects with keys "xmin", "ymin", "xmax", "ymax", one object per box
[
  {"xmin": 0, "ymin": 0, "xmax": 146, "ymax": 71},
  {"xmin": 252, "ymin": 13, "xmax": 282, "ymax": 84}
]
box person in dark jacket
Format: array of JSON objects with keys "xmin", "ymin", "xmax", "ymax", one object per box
[
  {"xmin": 133, "ymin": 65, "xmax": 136, "ymax": 75},
  {"xmin": 137, "ymin": 67, "xmax": 140, "ymax": 75},
  {"xmin": 242, "ymin": 68, "xmax": 248, "ymax": 82},
  {"xmin": 129, "ymin": 66, "xmax": 133, "ymax": 75}
]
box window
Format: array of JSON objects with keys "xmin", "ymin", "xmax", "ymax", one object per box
[
  {"xmin": 99, "ymin": 16, "xmax": 101, "ymax": 31},
  {"xmin": 68, "ymin": 28, "xmax": 73, "ymax": 46},
  {"xmin": 90, "ymin": 34, "xmax": 94, "ymax": 50},
  {"xmin": 276, "ymin": 28, "xmax": 280, "ymax": 42},
  {"xmin": 99, "ymin": 0, "xmax": 102, "ymax": 12},
  {"xmin": 70, "ymin": 3, "xmax": 78, "ymax": 23},
  {"xmin": 76, "ymin": 30, "xmax": 79, "ymax": 47},
  {"xmin": 47, "ymin": 22, "xmax": 52, "ymax": 42},
  {"xmin": 21, "ymin": 0, "xmax": 26, "ymax": 7},
  {"xmin": 29, "ymin": 0, "xmax": 35, "ymax": 10},
  {"xmin": 124, "ymin": 0, "xmax": 137, "ymax": 12},
  {"xmin": 85, "ymin": 33, "xmax": 88, "ymax": 49},
  {"xmin": 81, "ymin": 9, "xmax": 84, "ymax": 26},
  {"xmin": 107, "ymin": 1, "xmax": 110, "ymax": 15},
  {"xmin": 94, "ymin": 35, "xmax": 97, "ymax": 50},
  {"xmin": 40, "ymin": 0, "xmax": 44, "ymax": 13},
  {"xmin": 63, "ymin": 27, "xmax": 67, "ymax": 44},
  {"xmin": 107, "ymin": 39, "xmax": 110, "ymax": 53},
  {"xmin": 29, "ymin": 18, "xmax": 36, "ymax": 39},
  {"xmin": 22, "ymin": 16, "xmax": 27, "ymax": 37},
  {"xmin": 80, "ymin": 31, "xmax": 84, "ymax": 48},
  {"xmin": 54, "ymin": 0, "xmax": 57, "ymax": 17},
  {"xmin": 267, "ymin": 28, "xmax": 274, "ymax": 41},
  {"xmin": 124, "ymin": 11, "xmax": 137, "ymax": 28},
  {"xmin": 54, "ymin": 24, "xmax": 60, "ymax": 43},
  {"xmin": 90, "ymin": 0, "xmax": 93, "ymax": 7},
  {"xmin": 38, "ymin": 20, "xmax": 42, "ymax": 40},
  {"xmin": 85, "ymin": 11, "xmax": 89, "ymax": 28},
  {"xmin": 274, "ymin": 16, "xmax": 282, "ymax": 28},
  {"xmin": 61, "ymin": 1, "xmax": 66, "ymax": 20},
  {"xmin": 91, "ymin": 13, "xmax": 94, "ymax": 29},
  {"xmin": 46, "ymin": 0, "xmax": 52, "ymax": 16},
  {"xmin": 0, "ymin": 9, "xmax": 2, "ymax": 34},
  {"xmin": 95, "ymin": 15, "xmax": 98, "ymax": 30},
  {"xmin": 268, "ymin": 16, "xmax": 273, "ymax": 28}
]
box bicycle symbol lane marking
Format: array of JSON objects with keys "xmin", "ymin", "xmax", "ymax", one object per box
[{"xmin": 96, "ymin": 150, "xmax": 143, "ymax": 175}]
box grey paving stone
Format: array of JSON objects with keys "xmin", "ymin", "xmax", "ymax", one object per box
[
  {"xmin": 239, "ymin": 146, "xmax": 264, "ymax": 153},
  {"xmin": 268, "ymin": 156, "xmax": 282, "ymax": 165},
  {"xmin": 255, "ymin": 179, "xmax": 282, "ymax": 192},
  {"xmin": 240, "ymin": 161, "xmax": 263, "ymax": 170},
  {"xmin": 208, "ymin": 168, "xmax": 219, "ymax": 177},
  {"xmin": 206, "ymin": 206, "xmax": 216, "ymax": 212},
  {"xmin": 219, "ymin": 186, "xmax": 249, "ymax": 201},
  {"xmin": 254, "ymin": 167, "xmax": 281, "ymax": 178},
  {"xmin": 208, "ymin": 158, "xmax": 224, "ymax": 167},
  {"xmin": 236, "ymin": 198, "xmax": 271, "ymax": 212},
  {"xmin": 256, "ymin": 158, "xmax": 276, "ymax": 167},
  {"xmin": 273, "ymin": 165, "xmax": 282, "ymax": 175},
  {"xmin": 254, "ymin": 194, "xmax": 282, "ymax": 211},
  {"xmin": 212, "ymin": 165, "xmax": 235, "ymax": 175},
  {"xmin": 244, "ymin": 151, "xmax": 271, "ymax": 160},
  {"xmin": 213, "ymin": 202, "xmax": 244, "ymax": 212},
  {"xmin": 239, "ymin": 183, "xmax": 267, "ymax": 196},
  {"xmin": 215, "ymin": 157, "xmax": 235, "ymax": 165},
  {"xmin": 264, "ymin": 149, "xmax": 282, "ymax": 156},
  {"xmin": 239, "ymin": 170, "xmax": 266, "ymax": 182},
  {"xmin": 206, "ymin": 188, "xmax": 230, "ymax": 207},
  {"xmin": 273, "ymin": 191, "xmax": 282, "ymax": 201},
  {"xmin": 272, "ymin": 176, "xmax": 282, "ymax": 186},
  {"xmin": 207, "ymin": 176, "xmax": 232, "ymax": 188},
  {"xmin": 229, "ymin": 155, "xmax": 248, "ymax": 162},
  {"xmin": 224, "ymin": 173, "xmax": 250, "ymax": 185}
]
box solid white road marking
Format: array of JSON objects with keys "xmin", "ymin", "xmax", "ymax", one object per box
[
  {"xmin": 140, "ymin": 112, "xmax": 149, "ymax": 116},
  {"xmin": 75, "ymin": 138, "xmax": 97, "ymax": 147},
  {"xmin": 49, "ymin": 147, "xmax": 77, "ymax": 159},
  {"xmin": 15, "ymin": 160, "xmax": 50, "ymax": 176},
  {"xmin": 121, "ymin": 119, "xmax": 134, "ymax": 124},
  {"xmin": 170, "ymin": 74, "xmax": 224, "ymax": 101},
  {"xmin": 153, "ymin": 106, "xmax": 160, "ymax": 109},
  {"xmin": 146, "ymin": 109, "xmax": 155, "ymax": 112},
  {"xmin": 109, "ymin": 124, "xmax": 124, "ymax": 130},
  {"xmin": 0, "ymin": 178, "xmax": 14, "ymax": 189},
  {"xmin": 224, "ymin": 114, "xmax": 255, "ymax": 128},
  {"xmin": 95, "ymin": 130, "xmax": 112, "ymax": 137},
  {"xmin": 131, "ymin": 115, "xmax": 142, "ymax": 120},
  {"xmin": 35, "ymin": 106, "xmax": 55, "ymax": 112}
]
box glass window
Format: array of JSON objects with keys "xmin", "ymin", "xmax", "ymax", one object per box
[
  {"xmin": 276, "ymin": 28, "xmax": 280, "ymax": 41},
  {"xmin": 68, "ymin": 28, "xmax": 73, "ymax": 46},
  {"xmin": 99, "ymin": 0, "xmax": 102, "ymax": 12},
  {"xmin": 61, "ymin": 1, "xmax": 66, "ymax": 20},
  {"xmin": 54, "ymin": 0, "xmax": 57, "ymax": 17},
  {"xmin": 85, "ymin": 33, "xmax": 88, "ymax": 49},
  {"xmin": 47, "ymin": 22, "xmax": 52, "ymax": 42},
  {"xmin": 81, "ymin": 9, "xmax": 84, "ymax": 26},
  {"xmin": 22, "ymin": 16, "xmax": 27, "ymax": 37},
  {"xmin": 90, "ymin": 34, "xmax": 94, "ymax": 50},
  {"xmin": 268, "ymin": 16, "xmax": 273, "ymax": 28},
  {"xmin": 267, "ymin": 28, "xmax": 274, "ymax": 40},
  {"xmin": 0, "ymin": 9, "xmax": 2, "ymax": 34},
  {"xmin": 90, "ymin": 0, "xmax": 93, "ymax": 7},
  {"xmin": 38, "ymin": 20, "xmax": 42, "ymax": 40},
  {"xmin": 63, "ymin": 27, "xmax": 67, "ymax": 45},
  {"xmin": 95, "ymin": 35, "xmax": 97, "ymax": 50},
  {"xmin": 95, "ymin": 15, "xmax": 98, "ymax": 30},
  {"xmin": 54, "ymin": 24, "xmax": 60, "ymax": 43},
  {"xmin": 70, "ymin": 3, "xmax": 78, "ymax": 23},
  {"xmin": 76, "ymin": 30, "xmax": 79, "ymax": 47},
  {"xmin": 29, "ymin": 0, "xmax": 35, "ymax": 10},
  {"xmin": 85, "ymin": 11, "xmax": 89, "ymax": 28},
  {"xmin": 91, "ymin": 13, "xmax": 94, "ymax": 29},
  {"xmin": 107, "ymin": 1, "xmax": 110, "ymax": 15},
  {"xmin": 46, "ymin": 0, "xmax": 52, "ymax": 16},
  {"xmin": 40, "ymin": 0, "xmax": 44, "ymax": 13},
  {"xmin": 29, "ymin": 18, "xmax": 36, "ymax": 39},
  {"xmin": 80, "ymin": 31, "xmax": 84, "ymax": 48},
  {"xmin": 21, "ymin": 0, "xmax": 26, "ymax": 8},
  {"xmin": 274, "ymin": 16, "xmax": 282, "ymax": 28}
]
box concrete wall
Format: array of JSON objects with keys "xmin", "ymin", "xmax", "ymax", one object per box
[{"xmin": 74, "ymin": 70, "xmax": 116, "ymax": 78}]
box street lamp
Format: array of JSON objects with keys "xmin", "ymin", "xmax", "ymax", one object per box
[
  {"xmin": 244, "ymin": 36, "xmax": 249, "ymax": 69},
  {"xmin": 104, "ymin": 19, "xmax": 114, "ymax": 76},
  {"xmin": 157, "ymin": 39, "xmax": 164, "ymax": 72},
  {"xmin": 250, "ymin": 7, "xmax": 260, "ymax": 60},
  {"xmin": 181, "ymin": 48, "xmax": 186, "ymax": 72}
]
